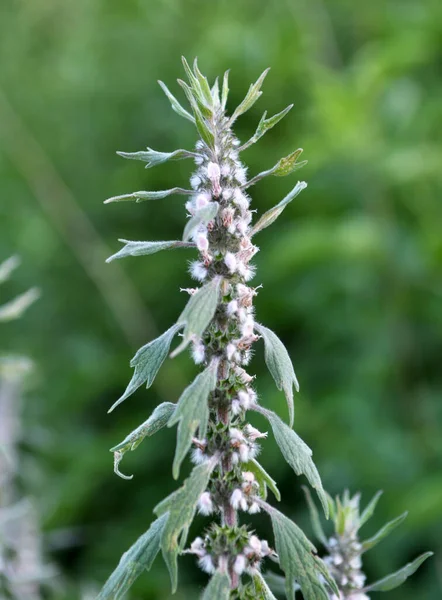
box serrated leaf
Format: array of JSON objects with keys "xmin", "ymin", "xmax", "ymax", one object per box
[
  {"xmin": 168, "ymin": 361, "xmax": 218, "ymax": 479},
  {"xmin": 183, "ymin": 202, "xmax": 219, "ymax": 242},
  {"xmin": 230, "ymin": 68, "xmax": 270, "ymax": 123},
  {"xmin": 253, "ymin": 572, "xmax": 279, "ymax": 599},
  {"xmin": 154, "ymin": 460, "xmax": 216, "ymax": 592},
  {"xmin": 116, "ymin": 147, "xmax": 200, "ymax": 168},
  {"xmin": 202, "ymin": 570, "xmax": 231, "ymax": 600},
  {"xmin": 104, "ymin": 188, "xmax": 191, "ymax": 204},
  {"xmin": 250, "ymin": 181, "xmax": 308, "ymax": 237},
  {"xmin": 259, "ymin": 407, "xmax": 328, "ymax": 517},
  {"xmin": 96, "ymin": 514, "xmax": 167, "ymax": 600},
  {"xmin": 266, "ymin": 505, "xmax": 339, "ymax": 600},
  {"xmin": 109, "ymin": 324, "xmax": 181, "ymax": 412},
  {"xmin": 364, "ymin": 552, "xmax": 433, "ymax": 592},
  {"xmin": 255, "ymin": 322, "xmax": 298, "ymax": 427},
  {"xmin": 243, "ymin": 458, "xmax": 280, "ymax": 501},
  {"xmin": 361, "ymin": 512, "xmax": 408, "ymax": 552},
  {"xmin": 244, "ymin": 149, "xmax": 307, "ymax": 188},
  {"xmin": 221, "ymin": 70, "xmax": 229, "ymax": 110},
  {"xmin": 0, "ymin": 255, "xmax": 20, "ymax": 284},
  {"xmin": 359, "ymin": 490, "xmax": 383, "ymax": 528},
  {"xmin": 158, "ymin": 80, "xmax": 195, "ymax": 123},
  {"xmin": 0, "ymin": 288, "xmax": 40, "ymax": 322},
  {"xmin": 302, "ymin": 486, "xmax": 328, "ymax": 548},
  {"xmin": 106, "ymin": 239, "xmax": 195, "ymax": 263},
  {"xmin": 111, "ymin": 402, "xmax": 176, "ymax": 479},
  {"xmin": 240, "ymin": 105, "xmax": 293, "ymax": 150},
  {"xmin": 171, "ymin": 277, "xmax": 221, "ymax": 357}
]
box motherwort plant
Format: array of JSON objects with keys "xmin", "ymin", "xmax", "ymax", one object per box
[{"xmin": 98, "ymin": 59, "xmax": 340, "ymax": 600}]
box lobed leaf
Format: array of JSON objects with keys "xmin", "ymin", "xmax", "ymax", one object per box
[
  {"xmin": 108, "ymin": 324, "xmax": 181, "ymax": 412},
  {"xmin": 158, "ymin": 80, "xmax": 195, "ymax": 123},
  {"xmin": 250, "ymin": 181, "xmax": 308, "ymax": 237},
  {"xmin": 255, "ymin": 322, "xmax": 299, "ymax": 427},
  {"xmin": 96, "ymin": 514, "xmax": 167, "ymax": 600},
  {"xmin": 361, "ymin": 512, "xmax": 408, "ymax": 553},
  {"xmin": 104, "ymin": 188, "xmax": 191, "ymax": 204},
  {"xmin": 244, "ymin": 149, "xmax": 307, "ymax": 189},
  {"xmin": 168, "ymin": 361, "xmax": 218, "ymax": 479},
  {"xmin": 0, "ymin": 288, "xmax": 40, "ymax": 323},
  {"xmin": 243, "ymin": 458, "xmax": 281, "ymax": 501},
  {"xmin": 253, "ymin": 572, "xmax": 279, "ymax": 600},
  {"xmin": 154, "ymin": 459, "xmax": 216, "ymax": 592},
  {"xmin": 359, "ymin": 490, "xmax": 383, "ymax": 528},
  {"xmin": 302, "ymin": 486, "xmax": 328, "ymax": 548},
  {"xmin": 202, "ymin": 570, "xmax": 231, "ymax": 600},
  {"xmin": 171, "ymin": 277, "xmax": 222, "ymax": 357},
  {"xmin": 183, "ymin": 202, "xmax": 219, "ymax": 242},
  {"xmin": 240, "ymin": 104, "xmax": 293, "ymax": 151},
  {"xmin": 230, "ymin": 68, "xmax": 270, "ymax": 123},
  {"xmin": 264, "ymin": 504, "xmax": 339, "ymax": 600},
  {"xmin": 364, "ymin": 552, "xmax": 433, "ymax": 592},
  {"xmin": 106, "ymin": 239, "xmax": 195, "ymax": 263},
  {"xmin": 258, "ymin": 407, "xmax": 328, "ymax": 517},
  {"xmin": 116, "ymin": 147, "xmax": 200, "ymax": 168},
  {"xmin": 111, "ymin": 402, "xmax": 176, "ymax": 479}
]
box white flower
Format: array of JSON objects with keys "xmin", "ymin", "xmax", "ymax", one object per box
[
  {"xmin": 222, "ymin": 188, "xmax": 233, "ymax": 200},
  {"xmin": 191, "ymin": 447, "xmax": 206, "ymax": 465},
  {"xmin": 207, "ymin": 162, "xmax": 221, "ymax": 196},
  {"xmin": 260, "ymin": 540, "xmax": 271, "ymax": 557},
  {"xmin": 190, "ymin": 174, "xmax": 201, "ymax": 189},
  {"xmin": 230, "ymin": 427, "xmax": 244, "ymax": 442},
  {"xmin": 226, "ymin": 299, "xmax": 238, "ymax": 316},
  {"xmin": 233, "ymin": 188, "xmax": 249, "ymax": 209},
  {"xmin": 333, "ymin": 554, "xmax": 343, "ymax": 566},
  {"xmin": 226, "ymin": 343, "xmax": 236, "ymax": 360},
  {"xmin": 190, "ymin": 261, "xmax": 207, "ymax": 281},
  {"xmin": 233, "ymin": 554, "xmax": 246, "ymax": 575},
  {"xmin": 248, "ymin": 502, "xmax": 260, "ymax": 514},
  {"xmin": 224, "ymin": 252, "xmax": 237, "ymax": 273},
  {"xmin": 237, "ymin": 389, "xmax": 251, "ymax": 409},
  {"xmin": 241, "ymin": 315, "xmax": 255, "ymax": 337},
  {"xmin": 230, "ymin": 488, "xmax": 244, "ymax": 510},
  {"xmin": 239, "ymin": 443, "xmax": 250, "ymax": 462},
  {"xmin": 236, "ymin": 219, "xmax": 248, "ymax": 235},
  {"xmin": 195, "ymin": 192, "xmax": 211, "ymax": 210},
  {"xmin": 347, "ymin": 595, "xmax": 370, "ymax": 600},
  {"xmin": 185, "ymin": 200, "xmax": 195, "ymax": 215},
  {"xmin": 351, "ymin": 573, "xmax": 366, "ymax": 588},
  {"xmin": 245, "ymin": 424, "xmax": 267, "ymax": 440},
  {"xmin": 248, "ymin": 535, "xmax": 261, "ymax": 554},
  {"xmin": 192, "ymin": 341, "xmax": 205, "ymax": 364},
  {"xmin": 197, "ymin": 492, "xmax": 214, "ymax": 516},
  {"xmin": 350, "ymin": 556, "xmax": 362, "ymax": 569},
  {"xmin": 231, "ymin": 399, "xmax": 241, "ymax": 415},
  {"xmin": 221, "ymin": 163, "xmax": 231, "ymax": 177},
  {"xmin": 190, "ymin": 537, "xmax": 205, "ymax": 557},
  {"xmin": 242, "ymin": 471, "xmax": 255, "ymax": 483},
  {"xmin": 235, "ymin": 166, "xmax": 247, "ymax": 185},
  {"xmin": 199, "ymin": 554, "xmax": 215, "ymax": 574},
  {"xmin": 196, "ymin": 232, "xmax": 209, "ymax": 252}
]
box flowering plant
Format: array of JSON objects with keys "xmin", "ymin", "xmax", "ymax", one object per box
[{"xmin": 97, "ymin": 59, "xmax": 338, "ymax": 600}]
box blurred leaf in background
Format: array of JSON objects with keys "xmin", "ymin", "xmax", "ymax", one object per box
[{"xmin": 0, "ymin": 0, "xmax": 441, "ymax": 598}]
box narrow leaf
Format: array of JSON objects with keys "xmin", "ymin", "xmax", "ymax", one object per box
[
  {"xmin": 365, "ymin": 552, "xmax": 433, "ymax": 592},
  {"xmin": 361, "ymin": 512, "xmax": 408, "ymax": 553},
  {"xmin": 0, "ymin": 288, "xmax": 40, "ymax": 322},
  {"xmin": 178, "ymin": 79, "xmax": 215, "ymax": 146},
  {"xmin": 0, "ymin": 255, "xmax": 20, "ymax": 284},
  {"xmin": 302, "ymin": 486, "xmax": 328, "ymax": 547},
  {"xmin": 240, "ymin": 104, "xmax": 293, "ymax": 151},
  {"xmin": 158, "ymin": 80, "xmax": 195, "ymax": 123},
  {"xmin": 221, "ymin": 70, "xmax": 229, "ymax": 110},
  {"xmin": 154, "ymin": 459, "xmax": 216, "ymax": 592},
  {"xmin": 264, "ymin": 503, "xmax": 339, "ymax": 600},
  {"xmin": 250, "ymin": 181, "xmax": 308, "ymax": 237},
  {"xmin": 255, "ymin": 322, "xmax": 299, "ymax": 427},
  {"xmin": 258, "ymin": 407, "xmax": 328, "ymax": 517},
  {"xmin": 264, "ymin": 571, "xmax": 299, "ymax": 596},
  {"xmin": 96, "ymin": 514, "xmax": 167, "ymax": 600},
  {"xmin": 111, "ymin": 402, "xmax": 176, "ymax": 479},
  {"xmin": 116, "ymin": 148, "xmax": 200, "ymax": 168},
  {"xmin": 253, "ymin": 572, "xmax": 279, "ymax": 600},
  {"xmin": 211, "ymin": 77, "xmax": 220, "ymax": 107},
  {"xmin": 230, "ymin": 68, "xmax": 270, "ymax": 123},
  {"xmin": 202, "ymin": 570, "xmax": 231, "ymax": 600},
  {"xmin": 359, "ymin": 490, "xmax": 383, "ymax": 528},
  {"xmin": 104, "ymin": 188, "xmax": 191, "ymax": 204},
  {"xmin": 183, "ymin": 202, "xmax": 219, "ymax": 242},
  {"xmin": 243, "ymin": 458, "xmax": 281, "ymax": 501},
  {"xmin": 107, "ymin": 239, "xmax": 195, "ymax": 263},
  {"xmin": 244, "ymin": 149, "xmax": 307, "ymax": 189},
  {"xmin": 171, "ymin": 277, "xmax": 221, "ymax": 357},
  {"xmin": 192, "ymin": 58, "xmax": 213, "ymax": 107},
  {"xmin": 109, "ymin": 324, "xmax": 181, "ymax": 412},
  {"xmin": 168, "ymin": 361, "xmax": 218, "ymax": 479}
]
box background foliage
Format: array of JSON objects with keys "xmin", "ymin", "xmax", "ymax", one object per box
[{"xmin": 0, "ymin": 0, "xmax": 441, "ymax": 598}]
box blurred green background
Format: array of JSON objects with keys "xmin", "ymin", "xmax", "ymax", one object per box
[{"xmin": 0, "ymin": 0, "xmax": 441, "ymax": 598}]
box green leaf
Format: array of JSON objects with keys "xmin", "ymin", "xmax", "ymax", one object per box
[
  {"xmin": 116, "ymin": 147, "xmax": 200, "ymax": 168},
  {"xmin": 106, "ymin": 239, "xmax": 195, "ymax": 263},
  {"xmin": 0, "ymin": 255, "xmax": 20, "ymax": 284},
  {"xmin": 361, "ymin": 512, "xmax": 408, "ymax": 552},
  {"xmin": 211, "ymin": 77, "xmax": 220, "ymax": 107},
  {"xmin": 0, "ymin": 288, "xmax": 40, "ymax": 322},
  {"xmin": 202, "ymin": 570, "xmax": 231, "ymax": 600},
  {"xmin": 230, "ymin": 68, "xmax": 270, "ymax": 123},
  {"xmin": 250, "ymin": 181, "xmax": 308, "ymax": 237},
  {"xmin": 158, "ymin": 80, "xmax": 195, "ymax": 123},
  {"xmin": 104, "ymin": 188, "xmax": 191, "ymax": 204},
  {"xmin": 365, "ymin": 552, "xmax": 433, "ymax": 592},
  {"xmin": 266, "ymin": 504, "xmax": 339, "ymax": 600},
  {"xmin": 109, "ymin": 324, "xmax": 181, "ymax": 412},
  {"xmin": 96, "ymin": 514, "xmax": 167, "ymax": 600},
  {"xmin": 168, "ymin": 361, "xmax": 218, "ymax": 479},
  {"xmin": 178, "ymin": 79, "xmax": 215, "ymax": 147},
  {"xmin": 243, "ymin": 458, "xmax": 281, "ymax": 501},
  {"xmin": 192, "ymin": 58, "xmax": 213, "ymax": 107},
  {"xmin": 244, "ymin": 149, "xmax": 307, "ymax": 188},
  {"xmin": 255, "ymin": 322, "xmax": 299, "ymax": 427},
  {"xmin": 221, "ymin": 70, "xmax": 229, "ymax": 110},
  {"xmin": 240, "ymin": 104, "xmax": 293, "ymax": 150},
  {"xmin": 171, "ymin": 277, "xmax": 222, "ymax": 357},
  {"xmin": 302, "ymin": 486, "xmax": 328, "ymax": 548},
  {"xmin": 154, "ymin": 460, "xmax": 216, "ymax": 592},
  {"xmin": 183, "ymin": 202, "xmax": 219, "ymax": 242},
  {"xmin": 262, "ymin": 571, "xmax": 293, "ymax": 596},
  {"xmin": 253, "ymin": 572, "xmax": 279, "ymax": 599},
  {"xmin": 111, "ymin": 402, "xmax": 176, "ymax": 479},
  {"xmin": 359, "ymin": 490, "xmax": 383, "ymax": 528},
  {"xmin": 259, "ymin": 407, "xmax": 328, "ymax": 517}
]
